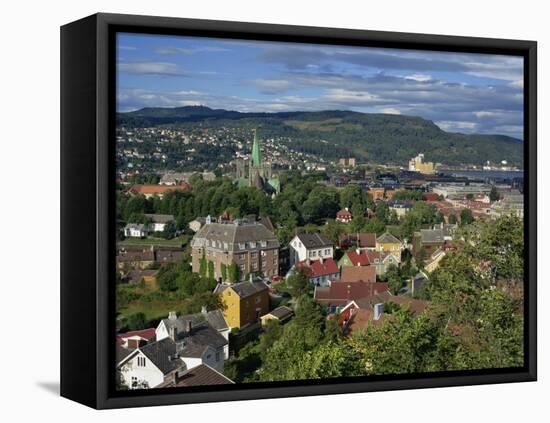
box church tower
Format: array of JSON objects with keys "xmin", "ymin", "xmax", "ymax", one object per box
[{"xmin": 251, "ymin": 128, "xmax": 262, "ymax": 168}]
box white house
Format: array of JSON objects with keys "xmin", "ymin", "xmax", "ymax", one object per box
[
  {"xmin": 118, "ymin": 316, "xmax": 228, "ymax": 389},
  {"xmin": 289, "ymin": 233, "xmax": 334, "ymax": 266},
  {"xmin": 145, "ymin": 214, "xmax": 175, "ymax": 232},
  {"xmin": 124, "ymin": 223, "xmax": 148, "ymax": 238}
]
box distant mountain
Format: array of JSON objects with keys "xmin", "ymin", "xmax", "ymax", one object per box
[{"xmin": 117, "ymin": 106, "xmax": 523, "ymax": 167}]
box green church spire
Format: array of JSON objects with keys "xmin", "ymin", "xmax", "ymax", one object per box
[{"xmin": 251, "ymin": 128, "xmax": 262, "ymax": 168}]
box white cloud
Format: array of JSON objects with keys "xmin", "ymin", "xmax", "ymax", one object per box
[
  {"xmin": 380, "ymin": 108, "xmax": 402, "ymax": 115},
  {"xmin": 405, "ymin": 74, "xmax": 433, "ymax": 82},
  {"xmin": 117, "ymin": 62, "xmax": 187, "ymax": 76}
]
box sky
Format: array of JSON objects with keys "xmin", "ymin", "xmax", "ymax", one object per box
[{"xmin": 117, "ymin": 33, "xmax": 524, "ymax": 140}]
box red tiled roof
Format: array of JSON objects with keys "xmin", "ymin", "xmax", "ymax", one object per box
[
  {"xmin": 314, "ymin": 281, "xmax": 389, "ymax": 306},
  {"xmin": 116, "ymin": 328, "xmax": 156, "ymax": 345},
  {"xmin": 336, "ymin": 209, "xmax": 353, "ymax": 218},
  {"xmin": 345, "ymin": 250, "xmax": 371, "ymax": 266},
  {"xmin": 422, "ymin": 192, "xmax": 440, "ymax": 201},
  {"xmin": 339, "ymin": 233, "xmax": 376, "ymax": 249},
  {"xmin": 297, "ymin": 258, "xmax": 339, "ymax": 278},
  {"xmin": 340, "ymin": 266, "xmax": 377, "ymax": 283}
]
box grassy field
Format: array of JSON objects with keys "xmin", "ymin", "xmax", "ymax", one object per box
[
  {"xmin": 118, "ymin": 234, "xmax": 190, "ymax": 247},
  {"xmin": 117, "ymin": 301, "xmax": 181, "ymax": 323}
]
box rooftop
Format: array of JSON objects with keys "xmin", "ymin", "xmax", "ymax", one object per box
[
  {"xmin": 295, "ymin": 232, "xmax": 334, "ymax": 249},
  {"xmin": 156, "ymin": 364, "xmax": 234, "ymax": 388}
]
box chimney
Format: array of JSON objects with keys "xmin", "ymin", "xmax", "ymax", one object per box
[
  {"xmin": 169, "ymin": 325, "xmax": 178, "ymax": 341},
  {"xmin": 373, "ymin": 303, "xmax": 384, "ymax": 321},
  {"xmin": 186, "ymin": 320, "xmax": 193, "ymax": 334},
  {"xmin": 168, "ymin": 311, "xmax": 177, "ymax": 320}
]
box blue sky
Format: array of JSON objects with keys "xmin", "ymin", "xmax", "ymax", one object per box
[{"xmin": 117, "ymin": 33, "xmax": 524, "ymax": 139}]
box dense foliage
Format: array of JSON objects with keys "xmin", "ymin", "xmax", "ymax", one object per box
[{"xmin": 226, "ymin": 215, "xmax": 524, "ymax": 381}]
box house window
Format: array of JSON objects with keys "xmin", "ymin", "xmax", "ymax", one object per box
[
  {"xmin": 255, "ymin": 297, "xmax": 261, "ymax": 304},
  {"xmin": 251, "ymin": 252, "xmax": 257, "ymax": 259},
  {"xmin": 261, "ymin": 241, "xmax": 267, "ymax": 247},
  {"xmin": 137, "ymin": 356, "xmax": 146, "ymax": 367},
  {"xmin": 250, "ymin": 242, "xmax": 256, "ymax": 249},
  {"xmin": 240, "ymin": 264, "xmax": 245, "ymax": 272}
]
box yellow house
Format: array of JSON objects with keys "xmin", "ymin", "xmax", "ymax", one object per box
[
  {"xmin": 375, "ymin": 232, "xmax": 402, "ymax": 261},
  {"xmin": 215, "ymin": 280, "xmax": 270, "ymax": 329}
]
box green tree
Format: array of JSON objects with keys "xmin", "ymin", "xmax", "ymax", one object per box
[
  {"xmin": 228, "ymin": 263, "xmax": 240, "ymax": 283},
  {"xmin": 460, "ymin": 208, "xmax": 474, "ymax": 226},
  {"xmin": 287, "ymin": 269, "xmax": 310, "ymax": 297},
  {"xmin": 220, "ymin": 263, "xmax": 227, "ymax": 282},
  {"xmin": 126, "ymin": 312, "xmax": 148, "ymax": 330},
  {"xmin": 207, "ymin": 261, "xmax": 215, "ymax": 279},
  {"xmin": 489, "ymin": 186, "xmax": 501, "ymax": 202}
]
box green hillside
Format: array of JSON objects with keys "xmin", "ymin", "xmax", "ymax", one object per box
[{"xmin": 117, "ymin": 106, "xmax": 523, "ymax": 167}]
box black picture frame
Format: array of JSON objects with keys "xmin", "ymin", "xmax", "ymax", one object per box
[{"xmin": 61, "ymin": 12, "xmax": 537, "ymax": 409}]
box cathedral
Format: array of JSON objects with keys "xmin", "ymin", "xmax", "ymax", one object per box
[{"xmin": 235, "ymin": 129, "xmax": 280, "ymax": 195}]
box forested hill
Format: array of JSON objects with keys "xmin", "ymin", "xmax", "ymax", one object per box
[{"xmin": 117, "ymin": 106, "xmax": 523, "ymax": 167}]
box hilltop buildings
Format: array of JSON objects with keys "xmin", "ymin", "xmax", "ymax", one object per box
[{"xmin": 235, "ymin": 129, "xmax": 280, "ymax": 194}]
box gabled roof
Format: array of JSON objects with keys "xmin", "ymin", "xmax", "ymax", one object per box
[
  {"xmin": 137, "ymin": 338, "xmax": 186, "ymax": 375},
  {"xmin": 116, "ymin": 328, "xmax": 156, "ymax": 345},
  {"xmin": 116, "ymin": 344, "xmax": 134, "ymax": 364},
  {"xmin": 124, "ymin": 223, "xmax": 148, "ymax": 231},
  {"xmin": 353, "ymin": 292, "xmax": 429, "ymax": 315},
  {"xmin": 161, "ymin": 310, "xmax": 229, "ymax": 335},
  {"xmin": 365, "ymin": 251, "xmax": 396, "ymax": 264},
  {"xmin": 340, "ymin": 232, "xmax": 376, "ymax": 248},
  {"xmin": 155, "ymin": 364, "xmax": 234, "ymax": 388},
  {"xmin": 418, "ymin": 228, "xmax": 445, "ymax": 244},
  {"xmin": 297, "ymin": 258, "xmax": 339, "ymax": 278},
  {"xmin": 376, "ymin": 232, "xmax": 402, "ymax": 244},
  {"xmin": 340, "ymin": 266, "xmax": 377, "ymax": 283},
  {"xmin": 262, "ymin": 306, "xmax": 294, "ymax": 321},
  {"xmin": 345, "ymin": 250, "xmax": 371, "ymax": 266},
  {"xmin": 173, "ymin": 321, "xmax": 228, "ymax": 358},
  {"xmin": 215, "ymin": 280, "xmax": 269, "ymax": 299},
  {"xmin": 191, "ymin": 222, "xmax": 279, "ymax": 251},
  {"xmin": 294, "ymin": 233, "xmax": 333, "ymax": 249},
  {"xmin": 314, "ymin": 281, "xmax": 389, "ymax": 306}
]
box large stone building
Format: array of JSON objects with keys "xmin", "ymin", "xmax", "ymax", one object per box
[
  {"xmin": 408, "ymin": 153, "xmax": 434, "ymax": 174},
  {"xmin": 235, "ymin": 129, "xmax": 280, "ymax": 194},
  {"xmin": 191, "ymin": 220, "xmax": 280, "ymax": 281}
]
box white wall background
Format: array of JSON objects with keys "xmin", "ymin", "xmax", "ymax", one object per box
[{"xmin": 0, "ymin": 0, "xmax": 546, "ymax": 420}]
